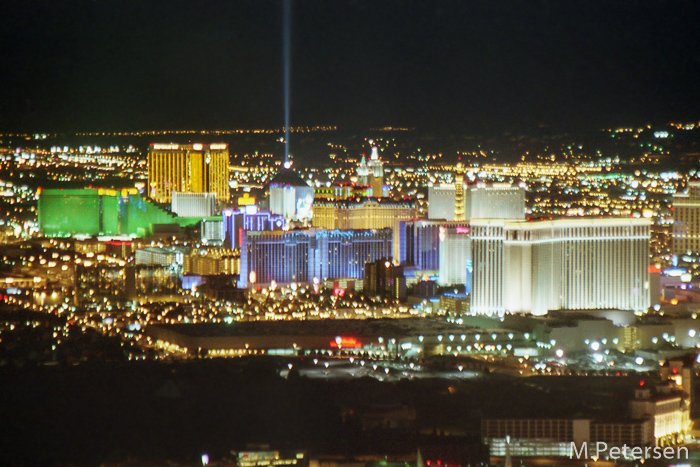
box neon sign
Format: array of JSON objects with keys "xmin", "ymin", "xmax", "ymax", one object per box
[{"xmin": 330, "ymin": 336, "xmax": 361, "ymax": 348}]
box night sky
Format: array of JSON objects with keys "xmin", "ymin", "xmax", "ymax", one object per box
[{"xmin": 2, "ymin": 0, "xmax": 699, "ymax": 132}]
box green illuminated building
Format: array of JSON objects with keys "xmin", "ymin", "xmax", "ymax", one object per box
[{"xmin": 38, "ymin": 188, "xmax": 211, "ymax": 237}]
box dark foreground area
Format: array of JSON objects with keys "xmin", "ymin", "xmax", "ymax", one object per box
[{"xmin": 0, "ymin": 357, "xmax": 641, "ymax": 466}]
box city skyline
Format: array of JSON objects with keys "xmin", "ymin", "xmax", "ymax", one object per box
[
  {"xmin": 4, "ymin": 2, "xmax": 700, "ymax": 466},
  {"xmin": 2, "ymin": 0, "xmax": 700, "ymax": 133}
]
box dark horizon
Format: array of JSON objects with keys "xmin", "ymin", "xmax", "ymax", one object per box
[{"xmin": 2, "ymin": 0, "xmax": 699, "ymax": 133}]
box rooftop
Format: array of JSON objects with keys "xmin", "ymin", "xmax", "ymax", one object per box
[{"xmin": 269, "ymin": 168, "xmax": 310, "ymax": 188}]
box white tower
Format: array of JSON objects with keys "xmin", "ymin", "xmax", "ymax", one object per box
[{"xmin": 367, "ymin": 146, "xmax": 384, "ymax": 196}]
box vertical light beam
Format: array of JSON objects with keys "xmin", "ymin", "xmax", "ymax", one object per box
[{"xmin": 283, "ymin": 0, "xmax": 292, "ymax": 164}]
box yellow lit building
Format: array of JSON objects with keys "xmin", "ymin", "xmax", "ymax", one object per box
[
  {"xmin": 147, "ymin": 143, "xmax": 229, "ymax": 204},
  {"xmin": 313, "ymin": 198, "xmax": 416, "ymax": 260},
  {"xmin": 673, "ymin": 181, "xmax": 700, "ymax": 255},
  {"xmin": 629, "ymin": 386, "xmax": 689, "ymax": 446},
  {"xmin": 184, "ymin": 248, "xmax": 238, "ymax": 276}
]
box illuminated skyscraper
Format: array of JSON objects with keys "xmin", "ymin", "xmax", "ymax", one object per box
[
  {"xmin": 672, "ymin": 181, "xmax": 700, "ymax": 255},
  {"xmin": 147, "ymin": 143, "xmax": 229, "ymax": 204},
  {"xmin": 471, "ymin": 218, "xmax": 651, "ymax": 316}
]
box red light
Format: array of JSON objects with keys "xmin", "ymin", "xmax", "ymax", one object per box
[
  {"xmin": 673, "ymin": 368, "xmax": 678, "ymax": 374},
  {"xmin": 640, "ymin": 380, "xmax": 645, "ymax": 386},
  {"xmin": 330, "ymin": 337, "xmax": 362, "ymax": 348}
]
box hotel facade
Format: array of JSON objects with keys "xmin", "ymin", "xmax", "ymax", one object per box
[
  {"xmin": 470, "ymin": 218, "xmax": 652, "ymax": 316},
  {"xmin": 147, "ymin": 143, "xmax": 229, "ymax": 204},
  {"xmin": 238, "ymin": 228, "xmax": 392, "ymax": 287},
  {"xmin": 672, "ymin": 181, "xmax": 700, "ymax": 255}
]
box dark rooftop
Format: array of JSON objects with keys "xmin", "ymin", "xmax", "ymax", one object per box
[{"xmin": 269, "ymin": 168, "xmax": 310, "ymax": 188}]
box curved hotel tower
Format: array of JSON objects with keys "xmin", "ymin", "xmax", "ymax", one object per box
[{"xmin": 147, "ymin": 143, "xmax": 229, "ymax": 204}]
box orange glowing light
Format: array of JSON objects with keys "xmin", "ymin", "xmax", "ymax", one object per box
[{"xmin": 330, "ymin": 337, "xmax": 361, "ymax": 348}]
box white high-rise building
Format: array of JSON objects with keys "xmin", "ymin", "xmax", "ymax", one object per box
[
  {"xmin": 428, "ymin": 181, "xmax": 525, "ymax": 222},
  {"xmin": 471, "ymin": 218, "xmax": 651, "ymax": 316},
  {"xmin": 171, "ymin": 191, "xmax": 217, "ymax": 217},
  {"xmin": 438, "ymin": 225, "xmax": 471, "ymax": 286},
  {"xmin": 428, "ymin": 185, "xmax": 456, "ymax": 220},
  {"xmin": 469, "ymin": 184, "xmax": 526, "ymax": 220}
]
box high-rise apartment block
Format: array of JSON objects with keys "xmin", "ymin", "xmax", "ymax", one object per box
[{"xmin": 147, "ymin": 143, "xmax": 229, "ymax": 204}]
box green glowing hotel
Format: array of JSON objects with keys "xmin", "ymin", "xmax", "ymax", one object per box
[{"xmin": 38, "ymin": 187, "xmax": 212, "ymax": 237}]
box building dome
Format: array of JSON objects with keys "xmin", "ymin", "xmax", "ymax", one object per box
[{"xmin": 269, "ymin": 168, "xmax": 310, "ymax": 187}]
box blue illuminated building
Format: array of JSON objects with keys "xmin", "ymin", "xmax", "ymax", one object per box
[{"xmin": 239, "ymin": 228, "xmax": 392, "ymax": 287}]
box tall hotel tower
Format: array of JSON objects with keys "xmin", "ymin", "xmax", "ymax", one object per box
[
  {"xmin": 148, "ymin": 143, "xmax": 230, "ymax": 204},
  {"xmin": 672, "ymin": 181, "xmax": 700, "ymax": 256},
  {"xmin": 470, "ymin": 218, "xmax": 651, "ymax": 316}
]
